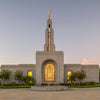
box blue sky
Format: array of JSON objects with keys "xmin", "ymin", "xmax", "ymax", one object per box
[{"xmin": 0, "ymin": 0, "xmax": 100, "ymax": 66}]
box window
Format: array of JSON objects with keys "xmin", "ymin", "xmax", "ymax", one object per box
[
  {"xmin": 44, "ymin": 63, "xmax": 55, "ymax": 82},
  {"xmin": 28, "ymin": 71, "xmax": 32, "ymax": 77},
  {"xmin": 67, "ymin": 71, "xmax": 72, "ymax": 83},
  {"xmin": 48, "ymin": 32, "xmax": 51, "ymax": 51},
  {"xmin": 28, "ymin": 71, "xmax": 32, "ymax": 83}
]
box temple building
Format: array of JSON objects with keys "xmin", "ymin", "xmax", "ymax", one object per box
[{"xmin": 1, "ymin": 11, "xmax": 99, "ymax": 84}]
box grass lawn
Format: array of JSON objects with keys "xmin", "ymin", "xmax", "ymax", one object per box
[
  {"xmin": 0, "ymin": 85, "xmax": 31, "ymax": 88},
  {"xmin": 68, "ymin": 84, "xmax": 100, "ymax": 88},
  {"xmin": 0, "ymin": 84, "xmax": 100, "ymax": 88}
]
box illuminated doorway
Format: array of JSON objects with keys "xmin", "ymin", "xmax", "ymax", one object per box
[{"xmin": 44, "ymin": 63, "xmax": 55, "ymax": 82}]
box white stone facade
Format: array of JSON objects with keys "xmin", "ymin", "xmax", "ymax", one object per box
[
  {"xmin": 1, "ymin": 64, "xmax": 99, "ymax": 84},
  {"xmin": 0, "ymin": 13, "xmax": 99, "ymax": 84},
  {"xmin": 36, "ymin": 51, "xmax": 64, "ymax": 84}
]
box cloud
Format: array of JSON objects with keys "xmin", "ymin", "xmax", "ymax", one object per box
[{"xmin": 82, "ymin": 59, "xmax": 89, "ymax": 65}]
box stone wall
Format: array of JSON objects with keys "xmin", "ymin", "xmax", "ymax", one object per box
[
  {"xmin": 1, "ymin": 63, "xmax": 99, "ymax": 84},
  {"xmin": 1, "ymin": 64, "xmax": 36, "ymax": 84},
  {"xmin": 81, "ymin": 65, "xmax": 99, "ymax": 83},
  {"xmin": 64, "ymin": 64, "xmax": 99, "ymax": 83},
  {"xmin": 64, "ymin": 64, "xmax": 81, "ymax": 83}
]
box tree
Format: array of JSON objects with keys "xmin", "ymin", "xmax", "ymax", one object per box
[
  {"xmin": 0, "ymin": 72, "xmax": 1, "ymax": 79},
  {"xmin": 76, "ymin": 70, "xmax": 86, "ymax": 85},
  {"xmin": 22, "ymin": 76, "xmax": 33, "ymax": 85},
  {"xmin": 0, "ymin": 69, "xmax": 11, "ymax": 84},
  {"xmin": 68, "ymin": 72, "xmax": 77, "ymax": 84},
  {"xmin": 99, "ymin": 69, "xmax": 100, "ymax": 83},
  {"xmin": 14, "ymin": 70, "xmax": 23, "ymax": 83}
]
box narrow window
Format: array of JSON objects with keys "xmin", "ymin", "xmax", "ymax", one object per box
[
  {"xmin": 49, "ymin": 24, "xmax": 50, "ymax": 28},
  {"xmin": 67, "ymin": 71, "xmax": 72, "ymax": 83},
  {"xmin": 28, "ymin": 71, "xmax": 32, "ymax": 83}
]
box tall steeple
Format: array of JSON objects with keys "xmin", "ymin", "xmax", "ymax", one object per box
[{"xmin": 44, "ymin": 11, "xmax": 55, "ymax": 51}]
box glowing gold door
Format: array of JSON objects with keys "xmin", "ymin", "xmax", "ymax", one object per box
[{"xmin": 44, "ymin": 63, "xmax": 55, "ymax": 82}]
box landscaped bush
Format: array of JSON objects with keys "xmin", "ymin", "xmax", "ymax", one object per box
[
  {"xmin": 22, "ymin": 76, "xmax": 34, "ymax": 85},
  {"xmin": 41, "ymin": 83, "xmax": 63, "ymax": 86},
  {"xmin": 99, "ymin": 69, "xmax": 100, "ymax": 83},
  {"xmin": 41, "ymin": 83, "xmax": 48, "ymax": 86},
  {"xmin": 53, "ymin": 84, "xmax": 61, "ymax": 86},
  {"xmin": 75, "ymin": 70, "xmax": 86, "ymax": 85},
  {"xmin": 0, "ymin": 81, "xmax": 1, "ymax": 85},
  {"xmin": 14, "ymin": 70, "xmax": 23, "ymax": 83},
  {"xmin": 50, "ymin": 83, "xmax": 53, "ymax": 86},
  {"xmin": 4, "ymin": 82, "xmax": 17, "ymax": 86},
  {"xmin": 85, "ymin": 81, "xmax": 96, "ymax": 85},
  {"xmin": 60, "ymin": 83, "xmax": 67, "ymax": 86},
  {"xmin": 80, "ymin": 82, "xmax": 87, "ymax": 86},
  {"xmin": 0, "ymin": 69, "xmax": 11, "ymax": 83},
  {"xmin": 79, "ymin": 81, "xmax": 96, "ymax": 86}
]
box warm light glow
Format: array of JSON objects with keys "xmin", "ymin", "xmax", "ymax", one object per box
[
  {"xmin": 48, "ymin": 10, "xmax": 50, "ymax": 20},
  {"xmin": 28, "ymin": 71, "xmax": 32, "ymax": 83},
  {"xmin": 82, "ymin": 59, "xmax": 89, "ymax": 65},
  {"xmin": 67, "ymin": 71, "xmax": 72, "ymax": 83},
  {"xmin": 45, "ymin": 63, "xmax": 55, "ymax": 82},
  {"xmin": 28, "ymin": 71, "xmax": 32, "ymax": 77},
  {"xmin": 48, "ymin": 32, "xmax": 51, "ymax": 51}
]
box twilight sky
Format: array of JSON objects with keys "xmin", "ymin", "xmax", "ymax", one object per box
[{"xmin": 0, "ymin": 0, "xmax": 100, "ymax": 66}]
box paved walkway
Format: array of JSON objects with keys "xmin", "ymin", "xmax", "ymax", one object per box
[{"xmin": 0, "ymin": 87, "xmax": 100, "ymax": 100}]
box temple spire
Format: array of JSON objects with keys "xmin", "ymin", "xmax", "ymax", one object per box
[
  {"xmin": 44, "ymin": 11, "xmax": 55, "ymax": 51},
  {"xmin": 48, "ymin": 10, "xmax": 51, "ymax": 20}
]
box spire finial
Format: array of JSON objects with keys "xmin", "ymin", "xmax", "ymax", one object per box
[{"xmin": 48, "ymin": 10, "xmax": 51, "ymax": 20}]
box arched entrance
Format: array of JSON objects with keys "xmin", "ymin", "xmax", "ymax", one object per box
[{"xmin": 44, "ymin": 63, "xmax": 55, "ymax": 82}]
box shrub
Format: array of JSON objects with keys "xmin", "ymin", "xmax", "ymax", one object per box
[
  {"xmin": 14, "ymin": 70, "xmax": 23, "ymax": 83},
  {"xmin": 22, "ymin": 76, "xmax": 34, "ymax": 85},
  {"xmin": 86, "ymin": 81, "xmax": 96, "ymax": 85},
  {"xmin": 41, "ymin": 83, "xmax": 48, "ymax": 86},
  {"xmin": 76, "ymin": 70, "xmax": 86, "ymax": 85},
  {"xmin": 50, "ymin": 83, "xmax": 53, "ymax": 86},
  {"xmin": 0, "ymin": 72, "xmax": 1, "ymax": 79},
  {"xmin": 53, "ymin": 84, "xmax": 60, "ymax": 86},
  {"xmin": 0, "ymin": 70, "xmax": 11, "ymax": 83},
  {"xmin": 4, "ymin": 82, "xmax": 17, "ymax": 86},
  {"xmin": 67, "ymin": 72, "xmax": 77, "ymax": 84},
  {"xmin": 60, "ymin": 83, "xmax": 67, "ymax": 86},
  {"xmin": 99, "ymin": 69, "xmax": 100, "ymax": 83},
  {"xmin": 80, "ymin": 82, "xmax": 87, "ymax": 86}
]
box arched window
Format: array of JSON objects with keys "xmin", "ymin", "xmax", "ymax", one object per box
[
  {"xmin": 28, "ymin": 71, "xmax": 32, "ymax": 77},
  {"xmin": 67, "ymin": 71, "xmax": 72, "ymax": 83},
  {"xmin": 44, "ymin": 63, "xmax": 55, "ymax": 82},
  {"xmin": 28, "ymin": 71, "xmax": 32, "ymax": 83}
]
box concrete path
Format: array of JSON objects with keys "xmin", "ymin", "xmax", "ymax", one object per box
[{"xmin": 0, "ymin": 87, "xmax": 100, "ymax": 100}]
